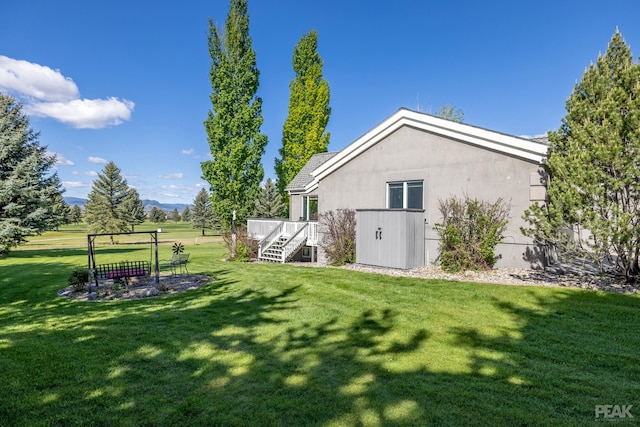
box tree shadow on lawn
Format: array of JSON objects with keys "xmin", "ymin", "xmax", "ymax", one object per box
[
  {"xmin": 451, "ymin": 290, "xmax": 640, "ymax": 423},
  {"xmin": 1, "ymin": 246, "xmax": 156, "ymax": 305},
  {"xmin": 8, "ymin": 246, "xmax": 147, "ymax": 260},
  {"xmin": 1, "ymin": 272, "xmax": 640, "ymax": 426}
]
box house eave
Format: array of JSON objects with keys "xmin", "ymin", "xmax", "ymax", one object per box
[
  {"xmin": 312, "ymin": 109, "xmax": 549, "ymax": 182},
  {"xmin": 287, "ymin": 182, "xmax": 319, "ymax": 195}
]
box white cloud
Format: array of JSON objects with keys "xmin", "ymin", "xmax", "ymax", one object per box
[
  {"xmin": 159, "ymin": 173, "xmax": 184, "ymax": 179},
  {"xmin": 62, "ymin": 181, "xmax": 90, "ymax": 189},
  {"xmin": 181, "ymin": 149, "xmax": 194, "ymax": 155},
  {"xmin": 161, "ymin": 184, "xmax": 187, "ymax": 190},
  {"xmin": 26, "ymin": 97, "xmax": 134, "ymax": 129},
  {"xmin": 88, "ymin": 156, "xmax": 107, "ymax": 164},
  {"xmin": 0, "ymin": 56, "xmax": 134, "ymax": 129},
  {"xmin": 195, "ymin": 182, "xmax": 207, "ymax": 188},
  {"xmin": 162, "ymin": 193, "xmax": 180, "ymax": 199},
  {"xmin": 0, "ymin": 55, "xmax": 79, "ymax": 101},
  {"xmin": 71, "ymin": 170, "xmax": 98, "ymax": 176},
  {"xmin": 49, "ymin": 151, "xmax": 74, "ymax": 166}
]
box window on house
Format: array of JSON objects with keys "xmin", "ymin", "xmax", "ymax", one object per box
[
  {"xmin": 388, "ymin": 183, "xmax": 404, "ymax": 209},
  {"xmin": 301, "ymin": 196, "xmax": 318, "ymax": 221},
  {"xmin": 387, "ymin": 181, "xmax": 423, "ymax": 209}
]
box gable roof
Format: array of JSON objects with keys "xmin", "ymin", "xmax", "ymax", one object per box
[
  {"xmin": 312, "ymin": 108, "xmax": 549, "ymax": 183},
  {"xmin": 285, "ymin": 152, "xmax": 338, "ymax": 193}
]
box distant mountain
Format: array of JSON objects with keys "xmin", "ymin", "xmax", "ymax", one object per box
[
  {"xmin": 64, "ymin": 197, "xmax": 87, "ymax": 207},
  {"xmin": 63, "ymin": 197, "xmax": 190, "ymax": 212},
  {"xmin": 141, "ymin": 199, "xmax": 190, "ymax": 213}
]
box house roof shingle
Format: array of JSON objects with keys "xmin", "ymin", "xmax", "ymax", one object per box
[{"xmin": 285, "ymin": 152, "xmax": 337, "ymax": 192}]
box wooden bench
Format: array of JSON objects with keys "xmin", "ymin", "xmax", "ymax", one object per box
[
  {"xmin": 94, "ymin": 261, "xmax": 151, "ymax": 285},
  {"xmin": 161, "ymin": 253, "xmax": 189, "ymax": 275}
]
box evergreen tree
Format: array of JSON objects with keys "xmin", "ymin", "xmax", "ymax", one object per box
[
  {"xmin": 69, "ymin": 204, "xmax": 83, "ymax": 224},
  {"xmin": 148, "ymin": 206, "xmax": 167, "ymax": 223},
  {"xmin": 119, "ymin": 188, "xmax": 146, "ymax": 232},
  {"xmin": 50, "ymin": 193, "xmax": 71, "ymax": 231},
  {"xmin": 0, "ymin": 93, "xmax": 62, "ymax": 255},
  {"xmin": 202, "ymin": 0, "xmax": 268, "ymax": 257},
  {"xmin": 181, "ymin": 206, "xmax": 191, "ymax": 223},
  {"xmin": 191, "ymin": 188, "xmax": 217, "ymax": 236},
  {"xmin": 523, "ymin": 30, "xmax": 640, "ymax": 281},
  {"xmin": 276, "ymin": 30, "xmax": 331, "ymax": 205},
  {"xmin": 254, "ymin": 178, "xmax": 286, "ymax": 218},
  {"xmin": 83, "ymin": 161, "xmax": 131, "ymax": 243},
  {"xmin": 170, "ymin": 208, "xmax": 181, "ymax": 222}
]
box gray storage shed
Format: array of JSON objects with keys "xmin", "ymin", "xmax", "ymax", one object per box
[{"xmin": 356, "ymin": 209, "xmax": 425, "ymax": 269}]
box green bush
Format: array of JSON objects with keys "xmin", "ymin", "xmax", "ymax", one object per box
[
  {"xmin": 222, "ymin": 227, "xmax": 258, "ymax": 262},
  {"xmin": 319, "ymin": 209, "xmax": 356, "ymax": 266},
  {"xmin": 434, "ymin": 196, "xmax": 510, "ymax": 272},
  {"xmin": 68, "ymin": 267, "xmax": 89, "ymax": 292}
]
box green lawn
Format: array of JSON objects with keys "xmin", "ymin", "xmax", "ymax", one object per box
[{"xmin": 1, "ymin": 223, "xmax": 639, "ymax": 426}]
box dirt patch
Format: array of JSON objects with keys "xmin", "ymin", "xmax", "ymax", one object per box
[{"xmin": 57, "ymin": 273, "xmax": 212, "ymax": 302}]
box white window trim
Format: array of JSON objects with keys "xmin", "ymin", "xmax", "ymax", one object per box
[
  {"xmin": 301, "ymin": 195, "xmax": 318, "ymax": 221},
  {"xmin": 387, "ymin": 180, "xmax": 423, "ymax": 209}
]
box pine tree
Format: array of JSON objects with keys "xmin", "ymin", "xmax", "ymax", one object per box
[
  {"xmin": 181, "ymin": 206, "xmax": 191, "ymax": 222},
  {"xmin": 50, "ymin": 193, "xmax": 71, "ymax": 231},
  {"xmin": 69, "ymin": 204, "xmax": 83, "ymax": 224},
  {"xmin": 148, "ymin": 206, "xmax": 167, "ymax": 223},
  {"xmin": 84, "ymin": 161, "xmax": 131, "ymax": 242},
  {"xmin": 523, "ymin": 30, "xmax": 640, "ymax": 281},
  {"xmin": 119, "ymin": 188, "xmax": 146, "ymax": 232},
  {"xmin": 191, "ymin": 188, "xmax": 217, "ymax": 236},
  {"xmin": 276, "ymin": 30, "xmax": 331, "ymax": 204},
  {"xmin": 254, "ymin": 178, "xmax": 286, "ymax": 218},
  {"xmin": 202, "ymin": 0, "xmax": 267, "ymax": 257},
  {"xmin": 0, "ymin": 93, "xmax": 63, "ymax": 254},
  {"xmin": 170, "ymin": 208, "xmax": 181, "ymax": 222}
]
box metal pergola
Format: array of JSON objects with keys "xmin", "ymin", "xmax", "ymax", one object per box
[{"xmin": 87, "ymin": 231, "xmax": 160, "ymax": 290}]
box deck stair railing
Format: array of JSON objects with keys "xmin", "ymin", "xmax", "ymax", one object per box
[
  {"xmin": 252, "ymin": 219, "xmax": 318, "ymax": 262},
  {"xmin": 281, "ymin": 223, "xmax": 309, "ymax": 262},
  {"xmin": 257, "ymin": 221, "xmax": 284, "ymax": 259}
]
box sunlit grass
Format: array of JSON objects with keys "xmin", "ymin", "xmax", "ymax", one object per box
[{"xmin": 0, "ymin": 224, "xmax": 639, "ymax": 425}]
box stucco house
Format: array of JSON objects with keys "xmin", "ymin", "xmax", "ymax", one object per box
[{"xmin": 248, "ymin": 108, "xmax": 549, "ymax": 269}]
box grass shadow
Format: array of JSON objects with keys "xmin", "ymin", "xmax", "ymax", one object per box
[{"xmin": 2, "ymin": 245, "xmax": 640, "ymax": 425}]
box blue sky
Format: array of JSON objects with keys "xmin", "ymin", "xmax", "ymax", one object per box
[{"xmin": 2, "ymin": 1, "xmax": 639, "ymax": 204}]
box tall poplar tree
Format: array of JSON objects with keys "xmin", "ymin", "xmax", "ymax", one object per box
[
  {"xmin": 523, "ymin": 30, "xmax": 640, "ymax": 281},
  {"xmin": 0, "ymin": 93, "xmax": 62, "ymax": 254},
  {"xmin": 202, "ymin": 0, "xmax": 267, "ymax": 257},
  {"xmin": 84, "ymin": 161, "xmax": 131, "ymax": 242},
  {"xmin": 275, "ymin": 30, "xmax": 331, "ymax": 202}
]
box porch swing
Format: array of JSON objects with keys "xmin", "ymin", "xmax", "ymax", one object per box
[{"xmin": 87, "ymin": 231, "xmax": 160, "ymax": 291}]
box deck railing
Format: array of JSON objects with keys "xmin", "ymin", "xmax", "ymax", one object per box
[
  {"xmin": 256, "ymin": 221, "xmax": 284, "ymax": 259},
  {"xmin": 248, "ymin": 218, "xmax": 319, "ymax": 260},
  {"xmin": 247, "ymin": 218, "xmax": 285, "ymax": 239},
  {"xmin": 282, "ymin": 223, "xmax": 309, "ymax": 262},
  {"xmin": 248, "ymin": 219, "xmax": 318, "ymax": 244}
]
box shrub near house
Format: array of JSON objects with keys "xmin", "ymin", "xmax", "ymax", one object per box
[{"xmin": 435, "ymin": 196, "xmax": 510, "ymax": 272}]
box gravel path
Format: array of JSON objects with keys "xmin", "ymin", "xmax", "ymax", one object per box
[{"xmin": 338, "ymin": 263, "xmax": 640, "ymax": 294}]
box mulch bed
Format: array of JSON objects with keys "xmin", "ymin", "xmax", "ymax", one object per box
[{"xmin": 57, "ymin": 273, "xmax": 212, "ymax": 302}]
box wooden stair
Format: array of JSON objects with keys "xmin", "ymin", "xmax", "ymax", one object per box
[{"xmin": 259, "ymin": 235, "xmax": 288, "ymax": 262}]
